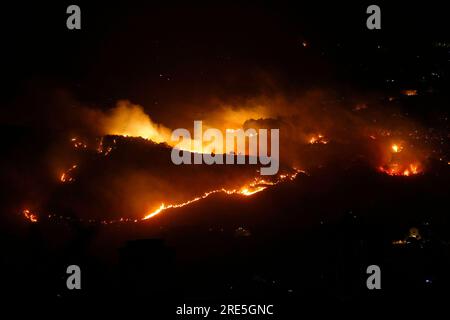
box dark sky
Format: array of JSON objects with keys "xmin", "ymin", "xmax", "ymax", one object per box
[{"xmin": 2, "ymin": 1, "xmax": 450, "ymax": 119}]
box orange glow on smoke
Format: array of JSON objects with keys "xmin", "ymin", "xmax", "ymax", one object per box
[
  {"xmin": 102, "ymin": 102, "xmax": 172, "ymax": 144},
  {"xmin": 101, "ymin": 101, "xmax": 273, "ymax": 154},
  {"xmin": 23, "ymin": 209, "xmax": 38, "ymax": 223}
]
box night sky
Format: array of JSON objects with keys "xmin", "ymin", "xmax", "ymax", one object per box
[{"xmin": 3, "ymin": 2, "xmax": 450, "ymax": 113}]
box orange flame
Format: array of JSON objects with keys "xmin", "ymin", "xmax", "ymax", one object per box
[
  {"xmin": 143, "ymin": 170, "xmax": 301, "ymax": 220},
  {"xmin": 308, "ymin": 134, "xmax": 328, "ymax": 145},
  {"xmin": 23, "ymin": 209, "xmax": 38, "ymax": 223},
  {"xmin": 391, "ymin": 144, "xmax": 402, "ymax": 153},
  {"xmin": 379, "ymin": 142, "xmax": 423, "ymax": 177},
  {"xmin": 379, "ymin": 163, "xmax": 421, "ymax": 177}
]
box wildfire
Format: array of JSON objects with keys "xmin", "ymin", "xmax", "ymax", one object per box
[
  {"xmin": 23, "ymin": 209, "xmax": 38, "ymax": 223},
  {"xmin": 102, "ymin": 101, "xmax": 172, "ymax": 144},
  {"xmin": 22, "ymin": 169, "xmax": 302, "ymax": 224},
  {"xmin": 308, "ymin": 134, "xmax": 328, "ymax": 145},
  {"xmin": 379, "ymin": 163, "xmax": 421, "ymax": 177},
  {"xmin": 143, "ymin": 170, "xmax": 301, "ymax": 220}
]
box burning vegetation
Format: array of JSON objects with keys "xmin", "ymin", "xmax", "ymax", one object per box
[
  {"xmin": 377, "ymin": 140, "xmax": 425, "ymax": 177},
  {"xmin": 12, "ymin": 91, "xmax": 446, "ymax": 225},
  {"xmin": 308, "ymin": 134, "xmax": 329, "ymax": 145},
  {"xmin": 143, "ymin": 170, "xmax": 301, "ymax": 220}
]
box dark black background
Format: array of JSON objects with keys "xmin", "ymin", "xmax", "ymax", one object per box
[{"xmin": 2, "ymin": 1, "xmax": 449, "ymax": 110}]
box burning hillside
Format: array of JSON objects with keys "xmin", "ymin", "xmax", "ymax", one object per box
[
  {"xmin": 20, "ymin": 132, "xmax": 302, "ymax": 224},
  {"xmin": 14, "ymin": 92, "xmax": 445, "ymax": 226}
]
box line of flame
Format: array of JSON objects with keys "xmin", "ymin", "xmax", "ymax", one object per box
[{"xmin": 142, "ymin": 170, "xmax": 301, "ymax": 220}]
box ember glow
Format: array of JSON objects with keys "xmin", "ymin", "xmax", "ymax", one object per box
[
  {"xmin": 60, "ymin": 164, "xmax": 78, "ymax": 183},
  {"xmin": 71, "ymin": 137, "xmax": 87, "ymax": 149},
  {"xmin": 23, "ymin": 209, "xmax": 38, "ymax": 223},
  {"xmin": 401, "ymin": 89, "xmax": 418, "ymax": 96}
]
